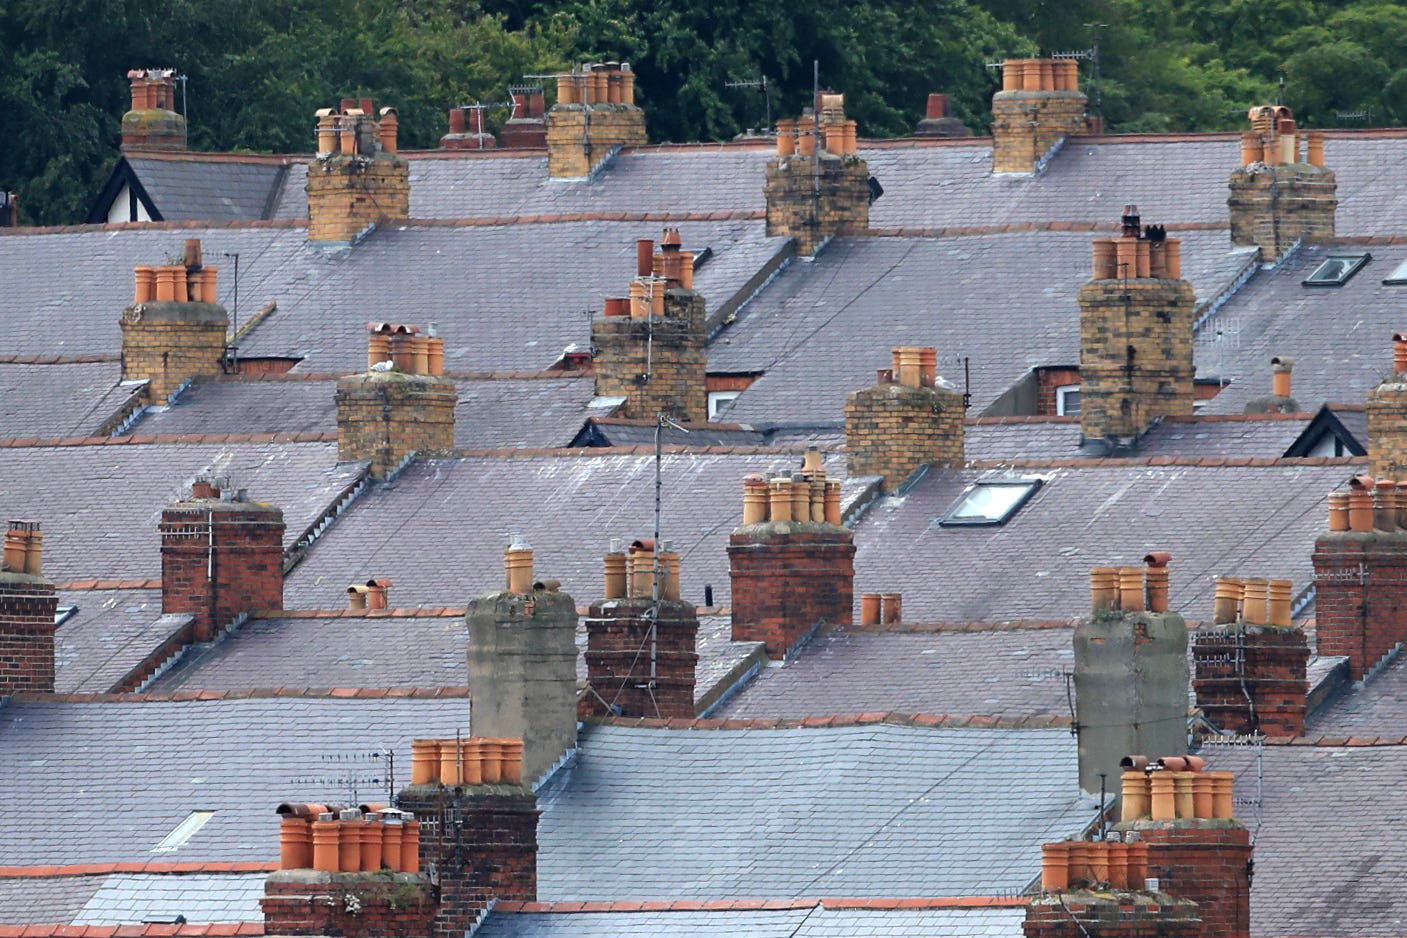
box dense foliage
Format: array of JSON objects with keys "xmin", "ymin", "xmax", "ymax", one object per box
[{"xmin": 3, "ymin": 0, "xmax": 1405, "ymax": 224}]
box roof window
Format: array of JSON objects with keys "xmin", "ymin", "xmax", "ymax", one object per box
[
  {"xmin": 152, "ymin": 810, "xmax": 215, "ymax": 852},
  {"xmin": 939, "ymin": 479, "xmax": 1043, "ymax": 527},
  {"xmin": 1302, "ymin": 253, "xmax": 1369, "ymax": 287},
  {"xmin": 1382, "ymin": 257, "xmax": 1407, "ymax": 285}
]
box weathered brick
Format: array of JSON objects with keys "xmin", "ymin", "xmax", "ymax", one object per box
[
  {"xmin": 545, "ymin": 106, "xmax": 647, "ymax": 179},
  {"xmin": 306, "ymin": 154, "xmax": 410, "ymax": 243},
  {"xmin": 844, "ymin": 382, "xmax": 964, "ymax": 493},
  {"xmin": 764, "ymin": 154, "xmax": 870, "ymax": 256},
  {"xmin": 594, "ymin": 290, "xmax": 706, "ymax": 422},
  {"xmin": 992, "ymin": 90, "xmax": 1088, "ymax": 174},
  {"xmin": 336, "ymin": 371, "xmax": 457, "ymax": 478},
  {"xmin": 1228, "ymin": 165, "xmax": 1336, "ymax": 262}
]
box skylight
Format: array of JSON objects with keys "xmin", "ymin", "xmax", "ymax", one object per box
[
  {"xmin": 1383, "ymin": 257, "xmax": 1407, "ymax": 285},
  {"xmin": 939, "ymin": 479, "xmax": 1043, "ymax": 527},
  {"xmin": 151, "ymin": 810, "xmax": 215, "ymax": 852},
  {"xmin": 1302, "ymin": 253, "xmax": 1369, "ymax": 287}
]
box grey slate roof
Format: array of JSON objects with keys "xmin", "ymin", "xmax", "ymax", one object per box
[
  {"xmin": 477, "ymin": 905, "xmax": 1026, "ymax": 937},
  {"xmin": 1197, "ymin": 243, "xmax": 1407, "ymax": 415},
  {"xmin": 0, "ymin": 361, "xmax": 140, "ymax": 439},
  {"xmin": 853, "ymin": 461, "xmax": 1349, "ymax": 623},
  {"xmin": 538, "ymin": 723, "xmax": 1090, "ymax": 899},
  {"xmin": 71, "ymin": 872, "xmax": 265, "ymax": 924},
  {"xmin": 284, "ymin": 450, "xmax": 848, "ymax": 611},
  {"xmin": 1308, "ymin": 652, "xmax": 1407, "ymax": 736},
  {"xmin": 54, "ymin": 588, "xmax": 181, "ymax": 693},
  {"xmin": 0, "ymin": 441, "xmax": 363, "ymax": 581},
  {"xmin": 715, "ymin": 628, "xmax": 1075, "ymax": 720},
  {"xmin": 711, "ymin": 231, "xmax": 1255, "ymax": 424},
  {"xmin": 132, "ymin": 379, "xmax": 336, "ymax": 437},
  {"xmin": 575, "ymin": 418, "xmax": 766, "ymax": 448},
  {"xmin": 126, "ymin": 157, "xmax": 288, "ymax": 222},
  {"xmin": 963, "ymin": 416, "xmax": 1313, "ymax": 462},
  {"xmin": 0, "ymin": 876, "xmax": 103, "ymax": 925},
  {"xmin": 0, "ymin": 696, "xmax": 469, "ymax": 865}
]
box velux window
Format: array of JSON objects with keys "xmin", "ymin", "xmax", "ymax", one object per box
[
  {"xmin": 1302, "ymin": 253, "xmax": 1369, "ymax": 287},
  {"xmin": 939, "ymin": 479, "xmax": 1043, "ymax": 527}
]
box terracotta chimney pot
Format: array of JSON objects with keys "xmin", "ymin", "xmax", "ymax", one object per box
[
  {"xmin": 1041, "ymin": 842, "xmax": 1070, "ymax": 891},
  {"xmin": 603, "ymin": 549, "xmax": 628, "ymax": 598},
  {"xmin": 860, "ymin": 593, "xmax": 881, "ymax": 625},
  {"xmin": 1375, "ymin": 478, "xmax": 1399, "ymax": 531},
  {"xmin": 1149, "ymin": 770, "xmax": 1176, "ymax": 820},
  {"xmin": 438, "ymin": 738, "xmax": 461, "ymax": 785},
  {"xmin": 400, "ymin": 819, "xmax": 420, "ymax": 873},
  {"xmin": 1267, "ymin": 579, "xmax": 1293, "ymax": 627},
  {"xmin": 410, "ymin": 738, "xmax": 437, "ymax": 784},
  {"xmin": 629, "ymin": 543, "xmax": 656, "ymax": 598},
  {"xmin": 789, "ymin": 474, "xmax": 810, "ymax": 521},
  {"xmin": 1394, "ymin": 332, "xmax": 1407, "ymax": 375},
  {"xmin": 824, "ymin": 480, "xmax": 842, "ymax": 525},
  {"xmin": 379, "ymin": 815, "xmax": 403, "ymax": 871},
  {"xmin": 480, "ymin": 737, "xmax": 504, "ymax": 783},
  {"xmin": 1307, "ymin": 130, "xmax": 1325, "ymax": 167},
  {"xmin": 1090, "ymin": 566, "xmax": 1118, "ymax": 613},
  {"xmin": 1120, "ymin": 770, "xmax": 1150, "ymax": 821},
  {"xmin": 1117, "ymin": 566, "xmax": 1144, "ymax": 612},
  {"xmin": 880, "ymin": 592, "xmax": 902, "ymax": 625},
  {"xmin": 310, "ymin": 817, "xmax": 340, "ymax": 872},
  {"xmin": 1327, "ymin": 491, "xmax": 1350, "ymax": 532},
  {"xmin": 1210, "ymin": 772, "xmax": 1235, "ymax": 819},
  {"xmin": 1212, "ymin": 577, "xmax": 1240, "ymax": 624},
  {"xmin": 359, "ymin": 817, "xmax": 383, "ymax": 871},
  {"xmin": 1001, "ymin": 60, "xmax": 1024, "ymax": 92},
  {"xmin": 1241, "ymin": 578, "xmax": 1269, "ymax": 625},
  {"xmin": 797, "ymin": 116, "xmax": 816, "ymax": 157},
  {"xmin": 1022, "ymin": 59, "xmax": 1043, "ymax": 92},
  {"xmin": 768, "ymin": 477, "xmax": 793, "ymax": 523},
  {"xmin": 279, "ymin": 817, "xmax": 312, "ymax": 870},
  {"xmin": 637, "ymin": 239, "xmax": 654, "ymax": 277},
  {"xmin": 1348, "ymin": 481, "xmax": 1374, "ymax": 533},
  {"xmin": 1091, "ymin": 239, "xmax": 1117, "ymax": 280},
  {"xmin": 461, "ymin": 738, "xmax": 484, "ymax": 785},
  {"xmin": 504, "ymin": 539, "xmax": 534, "ymax": 594}
]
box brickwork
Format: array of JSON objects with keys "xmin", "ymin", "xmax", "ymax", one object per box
[
  {"xmin": 1079, "ymin": 279, "xmax": 1197, "ymax": 444},
  {"xmin": 545, "ymin": 107, "xmax": 647, "ymax": 178},
  {"xmin": 593, "ymin": 290, "xmax": 707, "ymax": 421},
  {"xmin": 335, "ymin": 372, "xmax": 457, "ymax": 478},
  {"xmin": 1117, "ymin": 822, "xmax": 1252, "ymax": 938},
  {"xmin": 398, "ymin": 786, "xmax": 538, "ymax": 938},
  {"xmin": 1192, "ymin": 624, "xmax": 1309, "ymax": 736},
  {"xmin": 306, "ymin": 156, "xmax": 410, "ymax": 243},
  {"xmin": 0, "ymin": 572, "xmax": 58, "ymax": 695},
  {"xmin": 261, "ymin": 871, "xmax": 434, "ymax": 937},
  {"xmin": 1367, "ymin": 377, "xmax": 1407, "ymax": 477},
  {"xmin": 1024, "ymin": 892, "xmax": 1201, "ymax": 938},
  {"xmin": 729, "ymin": 526, "xmax": 855, "ymax": 658},
  {"xmin": 991, "ymin": 91, "xmax": 1087, "ymax": 174},
  {"xmin": 844, "ymin": 382, "xmax": 965, "ymax": 492},
  {"xmin": 160, "ymin": 494, "xmax": 285, "ymax": 643},
  {"xmin": 764, "ymin": 154, "xmax": 871, "ymax": 256},
  {"xmin": 120, "ymin": 301, "xmax": 229, "ymax": 402},
  {"xmin": 584, "ymin": 597, "xmax": 699, "ymax": 718},
  {"xmin": 1228, "ymin": 165, "xmax": 1336, "ymax": 263},
  {"xmin": 1312, "ymin": 532, "xmax": 1407, "ymax": 679},
  {"xmin": 1036, "ymin": 367, "xmax": 1082, "ymax": 416},
  {"xmin": 121, "ymin": 108, "xmax": 186, "ymax": 151}
]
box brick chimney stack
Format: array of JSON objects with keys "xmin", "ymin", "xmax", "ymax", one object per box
[
  {"xmin": 160, "ymin": 478, "xmax": 285, "ymax": 644},
  {"xmin": 592, "ymin": 230, "xmax": 708, "ymax": 422},
  {"xmin": 120, "ymin": 239, "xmax": 228, "ymax": 402},
  {"xmin": 0, "ymin": 520, "xmax": 58, "ymax": 696},
  {"xmin": 1367, "ymin": 333, "xmax": 1407, "ymax": 478},
  {"xmin": 1229, "ymin": 106, "xmax": 1336, "ymax": 263},
  {"xmin": 1079, "ymin": 208, "xmax": 1197, "ymax": 452},
  {"xmin": 991, "ymin": 58, "xmax": 1087, "ymax": 174},
  {"xmin": 584, "ymin": 539, "xmax": 699, "ymax": 718},
  {"xmin": 335, "ymin": 323, "xmax": 456, "ymax": 478},
  {"xmin": 306, "ymin": 101, "xmax": 410, "ymax": 243},
  {"xmin": 764, "ymin": 93, "xmax": 870, "ymax": 256},
  {"xmin": 466, "ymin": 538, "xmax": 579, "ymax": 784},
  {"xmin": 545, "ymin": 62, "xmax": 647, "ymax": 178},
  {"xmin": 729, "ymin": 452, "xmax": 855, "ymax": 659},
  {"xmin": 121, "ymin": 68, "xmax": 186, "ymax": 151},
  {"xmin": 499, "ymin": 87, "xmax": 548, "ymax": 149},
  {"xmin": 1192, "ymin": 575, "xmax": 1309, "ymax": 735},
  {"xmin": 440, "ymin": 105, "xmax": 497, "ymax": 149},
  {"xmin": 844, "ymin": 346, "xmax": 965, "ymax": 492},
  {"xmin": 915, "ymin": 93, "xmax": 970, "ymax": 137},
  {"xmin": 1074, "ymin": 558, "xmax": 1189, "ymax": 797}
]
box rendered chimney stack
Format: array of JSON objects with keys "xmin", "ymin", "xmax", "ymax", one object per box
[
  {"xmin": 545, "ymin": 62, "xmax": 646, "ymax": 178},
  {"xmin": 764, "ymin": 92, "xmax": 871, "ymax": 256},
  {"xmin": 466, "ymin": 537, "xmax": 578, "ymax": 784},
  {"xmin": 592, "ymin": 230, "xmax": 708, "ymax": 421},
  {"xmin": 121, "ymin": 68, "xmax": 186, "ymax": 151},
  {"xmin": 844, "ymin": 345, "xmax": 964, "ymax": 492},
  {"xmin": 1079, "ymin": 210, "xmax": 1196, "ymax": 452},
  {"xmin": 990, "ymin": 58, "xmax": 1087, "ymax": 174},
  {"xmin": 1229, "ymin": 105, "xmax": 1336, "ymax": 263},
  {"xmin": 336, "ymin": 323, "xmax": 456, "ymax": 478},
  {"xmin": 0, "ymin": 520, "xmax": 58, "ymax": 695},
  {"xmin": 306, "ymin": 101, "xmax": 410, "ymax": 243},
  {"xmin": 120, "ymin": 240, "xmax": 228, "ymax": 402},
  {"xmin": 1075, "ymin": 555, "xmax": 1189, "ymax": 798},
  {"xmin": 729, "ymin": 456, "xmax": 855, "ymax": 659},
  {"xmin": 160, "ymin": 480, "xmax": 285, "ymax": 644}
]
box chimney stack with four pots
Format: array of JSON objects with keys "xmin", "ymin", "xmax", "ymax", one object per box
[
  {"xmin": 990, "ymin": 58, "xmax": 1088, "ymax": 174},
  {"xmin": 306, "ymin": 101, "xmax": 410, "ymax": 243},
  {"xmin": 121, "ymin": 68, "xmax": 187, "ymax": 151},
  {"xmin": 121, "ymin": 239, "xmax": 228, "ymax": 402},
  {"xmin": 545, "ymin": 62, "xmax": 647, "ymax": 178}
]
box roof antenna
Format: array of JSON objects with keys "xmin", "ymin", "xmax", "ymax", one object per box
[
  {"xmin": 724, "ymin": 74, "xmax": 772, "ymax": 131},
  {"xmin": 649, "ymin": 410, "xmax": 690, "ymax": 701}
]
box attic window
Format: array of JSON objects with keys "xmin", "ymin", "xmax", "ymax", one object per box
[
  {"xmin": 1303, "ymin": 253, "xmax": 1369, "ymax": 287},
  {"xmin": 1382, "ymin": 257, "xmax": 1407, "ymax": 285},
  {"xmin": 939, "ymin": 479, "xmax": 1042, "ymax": 527},
  {"xmin": 152, "ymin": 810, "xmax": 215, "ymax": 852}
]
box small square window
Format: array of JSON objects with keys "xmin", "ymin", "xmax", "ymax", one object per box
[
  {"xmin": 1055, "ymin": 385, "xmax": 1081, "ymax": 416},
  {"xmin": 939, "ymin": 479, "xmax": 1043, "ymax": 527},
  {"xmin": 708, "ymin": 391, "xmax": 741, "ymax": 420},
  {"xmin": 1303, "ymin": 253, "xmax": 1369, "ymax": 287}
]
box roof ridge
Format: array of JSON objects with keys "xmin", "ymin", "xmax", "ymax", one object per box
[
  {"xmin": 0, "ymin": 926, "xmax": 264, "ymax": 937},
  {"xmin": 249, "ymin": 607, "xmax": 467, "ymax": 619},
  {"xmin": 444, "ymin": 444, "xmax": 813, "ymax": 459},
  {"xmin": 0, "ymin": 431, "xmax": 338, "ymax": 449},
  {"xmin": 841, "ymin": 619, "xmax": 1076, "ymax": 633},
  {"xmin": 965, "ymin": 455, "xmax": 1365, "ymax": 469},
  {"xmin": 866, "ymin": 220, "xmax": 1230, "ymax": 239},
  {"xmin": 11, "ymin": 687, "xmax": 472, "ymax": 703},
  {"xmin": 55, "ymin": 579, "xmax": 162, "ymax": 591},
  {"xmin": 401, "ymin": 210, "xmax": 764, "ymax": 228},
  {"xmin": 586, "ymin": 712, "xmax": 1073, "ymax": 730},
  {"xmin": 1262, "ymin": 734, "xmax": 1407, "ymax": 747},
  {"xmin": 0, "ymin": 219, "xmax": 305, "ymax": 237},
  {"xmin": 492, "ymin": 896, "xmax": 1029, "ymax": 913},
  {"xmin": 0, "ymin": 354, "xmax": 121, "ymax": 365},
  {"xmin": 0, "ymin": 860, "xmax": 277, "ymax": 877}
]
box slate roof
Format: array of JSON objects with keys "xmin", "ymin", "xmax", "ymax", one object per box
[
  {"xmin": 124, "ymin": 157, "xmax": 289, "ymax": 222},
  {"xmin": 0, "ymin": 696, "xmax": 469, "ymax": 865},
  {"xmin": 537, "ymin": 723, "xmax": 1090, "ymax": 899},
  {"xmin": 54, "ymin": 588, "xmax": 182, "ymax": 693},
  {"xmin": 0, "ymin": 361, "xmax": 140, "ymax": 439},
  {"xmin": 711, "ymin": 231, "xmax": 1256, "ymax": 424},
  {"xmin": 0, "ymin": 877, "xmax": 103, "ymax": 925},
  {"xmin": 1196, "ymin": 243, "xmax": 1407, "ymax": 415},
  {"xmin": 283, "ymin": 450, "xmax": 851, "ymax": 611},
  {"xmin": 1307, "ymin": 652, "xmax": 1407, "ymax": 736},
  {"xmin": 572, "ymin": 418, "xmax": 766, "ymax": 448},
  {"xmin": 715, "ymin": 627, "xmax": 1075, "ymax": 720},
  {"xmin": 963, "ymin": 415, "xmax": 1314, "ymax": 462},
  {"xmin": 0, "ymin": 441, "xmax": 363, "ymax": 581},
  {"xmin": 71, "ymin": 873, "xmax": 264, "ymax": 925},
  {"xmin": 853, "ymin": 460, "xmax": 1350, "ymax": 624}
]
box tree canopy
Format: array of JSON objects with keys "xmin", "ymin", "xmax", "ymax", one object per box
[{"xmin": 3, "ymin": 0, "xmax": 1404, "ymax": 224}]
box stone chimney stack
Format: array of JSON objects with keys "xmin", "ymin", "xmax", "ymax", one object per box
[
  {"xmin": 0, "ymin": 520, "xmax": 58, "ymax": 696},
  {"xmin": 584, "ymin": 539, "xmax": 699, "ymax": 718},
  {"xmin": 990, "ymin": 58, "xmax": 1087, "ymax": 174},
  {"xmin": 120, "ymin": 239, "xmax": 228, "ymax": 403},
  {"xmin": 500, "ymin": 87, "xmax": 549, "ymax": 149},
  {"xmin": 729, "ymin": 452, "xmax": 855, "ymax": 659},
  {"xmin": 592, "ymin": 230, "xmax": 708, "ymax": 422},
  {"xmin": 335, "ymin": 323, "xmax": 456, "ymax": 478},
  {"xmin": 1229, "ymin": 106, "xmax": 1336, "ymax": 263},
  {"xmin": 1074, "ymin": 558, "xmax": 1189, "ymax": 797},
  {"xmin": 466, "ymin": 538, "xmax": 579, "ymax": 784},
  {"xmin": 121, "ymin": 68, "xmax": 186, "ymax": 151},
  {"xmin": 306, "ymin": 101, "xmax": 409, "ymax": 243},
  {"xmin": 1312, "ymin": 474, "xmax": 1407, "ymax": 680},
  {"xmin": 844, "ymin": 346, "xmax": 965, "ymax": 492},
  {"xmin": 1079, "ymin": 208, "xmax": 1197, "ymax": 452},
  {"xmin": 160, "ymin": 478, "xmax": 285, "ymax": 643},
  {"xmin": 1367, "ymin": 334, "xmax": 1407, "ymax": 477},
  {"xmin": 545, "ymin": 62, "xmax": 647, "ymax": 178},
  {"xmin": 764, "ymin": 94, "xmax": 871, "ymax": 256},
  {"xmin": 1192, "ymin": 575, "xmax": 1309, "ymax": 735}
]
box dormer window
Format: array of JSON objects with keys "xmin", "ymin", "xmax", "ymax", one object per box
[
  {"xmin": 939, "ymin": 479, "xmax": 1043, "ymax": 527},
  {"xmin": 1303, "ymin": 253, "xmax": 1369, "ymax": 287}
]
